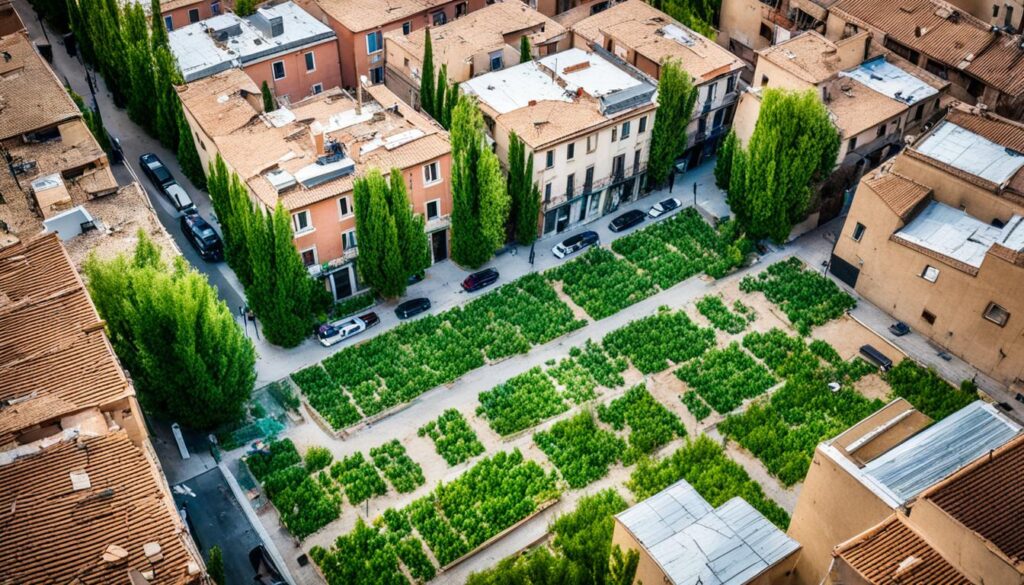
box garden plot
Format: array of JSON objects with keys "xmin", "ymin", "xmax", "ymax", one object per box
[
  {"xmin": 418, "ymin": 409, "xmax": 486, "ymax": 467},
  {"xmin": 546, "ymin": 247, "xmax": 656, "ymax": 320},
  {"xmin": 476, "ymin": 368, "xmax": 570, "ymax": 436},
  {"xmin": 740, "ymin": 257, "xmax": 856, "ymax": 335},
  {"xmin": 675, "ymin": 343, "xmax": 778, "ymax": 419},
  {"xmin": 602, "ymin": 308, "xmax": 716, "ymax": 374},
  {"xmin": 696, "ymin": 295, "xmax": 756, "ymax": 334},
  {"xmin": 597, "ymin": 384, "xmax": 687, "ymax": 464},
  {"xmin": 371, "ymin": 440, "xmax": 426, "ymax": 494},
  {"xmin": 534, "ymin": 411, "xmax": 626, "ymax": 489}
]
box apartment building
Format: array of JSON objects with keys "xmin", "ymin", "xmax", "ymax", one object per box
[
  {"xmin": 0, "ymin": 233, "xmax": 206, "ymax": 583},
  {"xmin": 825, "ymin": 0, "xmax": 1024, "ymax": 118},
  {"xmin": 159, "ymin": 0, "xmax": 227, "ymax": 31},
  {"xmin": 733, "ymin": 31, "xmax": 947, "ymax": 197},
  {"xmin": 786, "ymin": 397, "xmax": 1021, "ymax": 585},
  {"xmin": 830, "ymin": 105, "xmax": 1024, "ymax": 386},
  {"xmin": 570, "ymin": 0, "xmax": 748, "ymax": 169},
  {"xmin": 0, "ymin": 32, "xmax": 123, "ymax": 238},
  {"xmin": 718, "ymin": 0, "xmax": 798, "ymax": 65},
  {"xmin": 831, "ymin": 431, "xmax": 1024, "ymax": 585},
  {"xmin": 612, "ymin": 478, "xmax": 801, "ymax": 585},
  {"xmin": 384, "ymin": 1, "xmax": 569, "ymax": 108},
  {"xmin": 526, "ymin": 0, "xmax": 610, "ymax": 19},
  {"xmin": 168, "ymin": 2, "xmax": 340, "ymax": 105},
  {"xmin": 464, "ymin": 47, "xmax": 657, "ymax": 238},
  {"xmin": 178, "ymin": 68, "xmax": 452, "ymax": 301},
  {"xmin": 947, "ymin": 0, "xmax": 1023, "ymax": 30},
  {"xmin": 295, "ymin": 0, "xmax": 487, "ymax": 89}
]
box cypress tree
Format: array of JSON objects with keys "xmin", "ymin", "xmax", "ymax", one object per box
[
  {"xmin": 442, "ymin": 82, "xmax": 458, "ymax": 130},
  {"xmin": 153, "ymin": 46, "xmax": 181, "ymax": 149},
  {"xmin": 353, "ymin": 170, "xmax": 388, "ymax": 290},
  {"xmin": 478, "ymin": 145, "xmax": 510, "ymax": 252},
  {"xmin": 387, "ymin": 168, "xmax": 430, "ymax": 277},
  {"xmin": 434, "ymin": 64, "xmax": 447, "ymax": 126},
  {"xmin": 261, "ymin": 80, "xmax": 277, "ymax": 112},
  {"xmin": 714, "ymin": 129, "xmax": 737, "ymax": 190},
  {"xmin": 177, "ymin": 108, "xmax": 206, "ymax": 189},
  {"xmin": 517, "ymin": 156, "xmax": 541, "ymax": 246},
  {"xmin": 149, "ymin": 0, "xmax": 168, "ymax": 50},
  {"xmin": 647, "ymin": 60, "xmax": 697, "ymax": 187},
  {"xmin": 507, "ymin": 131, "xmax": 524, "ymax": 239},
  {"xmin": 519, "ymin": 35, "xmax": 531, "ymax": 63},
  {"xmin": 420, "ymin": 28, "xmax": 435, "ymax": 116}
]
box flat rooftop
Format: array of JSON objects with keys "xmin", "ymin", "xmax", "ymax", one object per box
[
  {"xmin": 894, "ymin": 200, "xmax": 1024, "ymax": 268},
  {"xmin": 914, "ymin": 120, "xmax": 1024, "ymax": 186},
  {"xmin": 462, "ymin": 60, "xmax": 574, "ymax": 115},
  {"xmin": 617, "ymin": 480, "xmax": 800, "ymax": 585},
  {"xmin": 168, "ymin": 2, "xmax": 335, "ymax": 82},
  {"xmin": 830, "ymin": 401, "xmax": 1021, "ymax": 507},
  {"xmin": 838, "ymin": 55, "xmax": 938, "ymax": 106}
]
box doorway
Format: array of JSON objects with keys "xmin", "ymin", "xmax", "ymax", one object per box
[{"xmin": 431, "ymin": 229, "xmax": 448, "ymax": 262}]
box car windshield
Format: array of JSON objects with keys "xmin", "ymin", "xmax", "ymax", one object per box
[{"xmin": 564, "ymin": 236, "xmax": 582, "ymax": 246}]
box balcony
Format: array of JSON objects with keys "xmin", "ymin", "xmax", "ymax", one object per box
[{"xmin": 542, "ymin": 165, "xmax": 647, "ymax": 212}]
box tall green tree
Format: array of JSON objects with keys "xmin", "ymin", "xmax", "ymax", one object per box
[
  {"xmin": 207, "ymin": 156, "xmax": 256, "ymax": 286},
  {"xmin": 84, "ymin": 232, "xmax": 256, "ymax": 429},
  {"xmin": 420, "ymin": 28, "xmax": 435, "ymax": 116},
  {"xmin": 434, "ymin": 64, "xmax": 448, "ymax": 125},
  {"xmin": 261, "ymin": 80, "xmax": 277, "ymax": 112},
  {"xmin": 153, "ymin": 45, "xmax": 181, "ymax": 149},
  {"xmin": 714, "ymin": 129, "xmax": 737, "ymax": 190},
  {"xmin": 442, "ymin": 82, "xmax": 458, "ymax": 130},
  {"xmin": 177, "ymin": 108, "xmax": 207, "ymax": 189},
  {"xmin": 506, "ymin": 131, "xmax": 541, "ymax": 245},
  {"xmin": 234, "ymin": 0, "xmax": 255, "ymax": 16},
  {"xmin": 449, "ymin": 96, "xmax": 510, "ymax": 268},
  {"xmin": 648, "ymin": 60, "xmax": 698, "ymax": 187},
  {"xmin": 726, "ymin": 88, "xmax": 839, "ymax": 242},
  {"xmin": 149, "ymin": 0, "xmax": 168, "ymax": 50},
  {"xmin": 207, "ymin": 546, "xmax": 226, "ymax": 585},
  {"xmin": 519, "ymin": 35, "xmax": 531, "ymax": 63},
  {"xmin": 387, "ymin": 168, "xmax": 431, "ymax": 277}
]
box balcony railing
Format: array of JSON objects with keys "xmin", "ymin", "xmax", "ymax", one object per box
[{"xmin": 542, "ymin": 165, "xmax": 647, "ymax": 211}]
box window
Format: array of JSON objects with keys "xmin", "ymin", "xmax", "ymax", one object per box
[
  {"xmin": 164, "ymin": 15, "xmax": 173, "ymax": 31},
  {"xmin": 586, "ymin": 134, "xmax": 597, "ymax": 153},
  {"xmin": 432, "ymin": 10, "xmax": 447, "ymax": 25},
  {"xmin": 633, "ymin": 149, "xmax": 641, "ymax": 173},
  {"xmin": 760, "ymin": 23, "xmax": 772, "ymax": 40},
  {"xmin": 638, "ymin": 115, "xmax": 647, "ymax": 133},
  {"xmin": 567, "ymin": 142, "xmax": 575, "ymax": 160},
  {"xmin": 292, "ymin": 210, "xmax": 311, "ymax": 233},
  {"xmin": 984, "ymin": 302, "xmax": 1010, "ymax": 326},
  {"xmin": 402, "ymin": 21, "xmax": 411, "ymax": 35},
  {"xmin": 544, "ymin": 182, "xmax": 552, "ymax": 203},
  {"xmin": 489, "ymin": 51, "xmax": 504, "ymax": 71},
  {"xmin": 456, "ymin": 1, "xmax": 467, "ymax": 17},
  {"xmin": 851, "ymin": 222, "xmax": 866, "ymax": 241},
  {"xmin": 1005, "ymin": 5, "xmax": 1014, "ymax": 27},
  {"xmin": 760, "ymin": 74, "xmax": 769, "ymax": 87},
  {"xmin": 621, "ymin": 120, "xmax": 631, "ymax": 139},
  {"xmin": 545, "ymin": 150, "xmax": 554, "ymax": 169},
  {"xmin": 921, "ymin": 265, "xmax": 939, "ymax": 282},
  {"xmin": 848, "ymin": 137, "xmax": 857, "ymax": 152},
  {"xmin": 914, "ymin": 104, "xmax": 924, "ymax": 121},
  {"xmin": 272, "ymin": 61, "xmax": 286, "ymax": 80},
  {"xmin": 369, "ymin": 66, "xmax": 384, "ymax": 84},
  {"xmin": 188, "ymin": 8, "xmax": 200, "ymax": 23},
  {"xmin": 726, "ymin": 75, "xmax": 736, "ymax": 94},
  {"xmin": 300, "ymin": 247, "xmax": 318, "ymax": 267},
  {"xmin": 211, "ymin": 1, "xmax": 220, "ymax": 15},
  {"xmin": 993, "ymin": 3, "xmax": 1000, "ymax": 17},
  {"xmin": 713, "ymin": 108, "xmax": 725, "ymax": 129},
  {"xmin": 584, "ymin": 166, "xmax": 594, "ymax": 192},
  {"xmin": 342, "ymin": 229, "xmax": 358, "ymax": 251},
  {"xmin": 922, "ymin": 310, "xmax": 936, "ymax": 325},
  {"xmin": 426, "ymin": 199, "xmax": 440, "ymax": 220},
  {"xmin": 338, "ymin": 196, "xmax": 351, "ymax": 218},
  {"xmin": 876, "ymin": 124, "xmax": 886, "ymax": 137},
  {"xmin": 566, "ymin": 173, "xmax": 575, "ymax": 196},
  {"xmin": 611, "ymin": 127, "xmax": 618, "ymax": 142},
  {"xmin": 311, "ymin": 83, "xmax": 323, "ymax": 94},
  {"xmin": 305, "ymin": 52, "xmax": 316, "ymax": 72},
  {"xmin": 423, "ymin": 161, "xmax": 440, "ymax": 184},
  {"xmin": 366, "ymin": 30, "xmax": 383, "ymax": 54},
  {"xmin": 706, "ymin": 83, "xmax": 717, "ymax": 102}
]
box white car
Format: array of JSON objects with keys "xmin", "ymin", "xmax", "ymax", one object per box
[
  {"xmin": 551, "ymin": 231, "xmax": 600, "ymax": 259},
  {"xmin": 316, "ymin": 312, "xmax": 379, "ymax": 347},
  {"xmin": 648, "ymin": 197, "xmax": 681, "ymax": 218}
]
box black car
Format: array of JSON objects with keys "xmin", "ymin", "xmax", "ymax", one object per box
[
  {"xmin": 609, "ymin": 209, "xmax": 646, "ymax": 232},
  {"xmin": 249, "ymin": 545, "xmax": 286, "ymax": 585},
  {"xmin": 462, "ymin": 268, "xmax": 499, "ymax": 292},
  {"xmin": 180, "ymin": 210, "xmax": 224, "ymax": 261},
  {"xmin": 139, "ymin": 153, "xmax": 175, "ymax": 190},
  {"xmin": 552, "ymin": 231, "xmax": 600, "ymax": 259},
  {"xmin": 888, "ymin": 321, "xmax": 911, "ymax": 336},
  {"xmin": 396, "ymin": 297, "xmax": 431, "ymax": 319}
]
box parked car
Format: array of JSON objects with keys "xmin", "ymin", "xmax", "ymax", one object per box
[
  {"xmin": 552, "ymin": 231, "xmax": 599, "ymax": 259},
  {"xmin": 139, "ymin": 153, "xmax": 174, "ymax": 189},
  {"xmin": 609, "ymin": 209, "xmax": 646, "ymax": 232},
  {"xmin": 316, "ymin": 312, "xmax": 379, "ymax": 347},
  {"xmin": 859, "ymin": 344, "xmax": 893, "ymax": 371},
  {"xmin": 395, "ymin": 298, "xmax": 431, "ymax": 319},
  {"xmin": 888, "ymin": 321, "xmax": 911, "ymax": 336},
  {"xmin": 180, "ymin": 210, "xmax": 223, "ymax": 261},
  {"xmin": 164, "ymin": 182, "xmax": 196, "ymax": 214},
  {"xmin": 462, "ymin": 268, "xmax": 499, "ymax": 292},
  {"xmin": 249, "ymin": 545, "xmax": 286, "ymax": 585},
  {"xmin": 648, "ymin": 197, "xmax": 681, "ymax": 218}
]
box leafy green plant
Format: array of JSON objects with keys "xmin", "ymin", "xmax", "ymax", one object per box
[
  {"xmin": 547, "ymin": 247, "xmax": 656, "ymax": 319},
  {"xmin": 291, "ymin": 366, "xmax": 361, "ymax": 428},
  {"xmin": 334, "ymin": 291, "xmax": 376, "ymax": 318},
  {"xmin": 681, "ymin": 391, "xmax": 712, "ymax": 421},
  {"xmin": 675, "ymin": 343, "xmax": 778, "ymax": 414},
  {"xmin": 534, "ymin": 411, "xmax": 625, "ymax": 489},
  {"xmin": 310, "ymin": 518, "xmax": 408, "ymax": 585},
  {"xmin": 602, "ymin": 308, "xmax": 715, "ymax": 373},
  {"xmin": 418, "ymin": 409, "xmax": 485, "ymax": 466},
  {"xmin": 696, "ymin": 295, "xmax": 754, "ymax": 334},
  {"xmin": 628, "ymin": 435, "xmax": 790, "ymax": 529},
  {"xmin": 477, "ymin": 367, "xmax": 569, "ymax": 436},
  {"xmin": 885, "ymin": 360, "xmax": 976, "ymax": 420},
  {"xmin": 305, "ymin": 446, "xmax": 333, "ymax": 472},
  {"xmin": 330, "ymin": 452, "xmax": 387, "ymax": 505},
  {"xmin": 268, "ymin": 380, "xmax": 301, "ymax": 411},
  {"xmin": 739, "ymin": 258, "xmax": 855, "ymax": 334},
  {"xmin": 246, "ymin": 439, "xmax": 301, "ymax": 480},
  {"xmin": 597, "ymin": 385, "xmax": 686, "ymax": 464},
  {"xmin": 547, "ymin": 340, "xmax": 627, "ymax": 403},
  {"xmin": 370, "ymin": 440, "xmax": 425, "ymax": 494}
]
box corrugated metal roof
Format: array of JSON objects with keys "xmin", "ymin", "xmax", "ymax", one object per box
[
  {"xmin": 862, "ymin": 401, "xmax": 1021, "ymax": 504},
  {"xmin": 839, "ymin": 55, "xmax": 938, "ymax": 106},
  {"xmin": 915, "ymin": 121, "xmax": 1024, "ymax": 185},
  {"xmin": 617, "ymin": 480, "xmax": 800, "ymax": 585}
]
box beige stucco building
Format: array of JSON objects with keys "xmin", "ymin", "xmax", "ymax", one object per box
[
  {"xmin": 830, "ymin": 105, "xmax": 1024, "ymax": 386},
  {"xmin": 384, "ymin": 1, "xmax": 569, "ymax": 109},
  {"xmin": 570, "ymin": 0, "xmax": 749, "ymax": 169},
  {"xmin": 178, "ymin": 69, "xmax": 453, "ymax": 301},
  {"xmin": 613, "ymin": 478, "xmax": 801, "ymax": 585},
  {"xmin": 464, "ymin": 47, "xmax": 657, "ymax": 238},
  {"xmin": 786, "ymin": 398, "xmax": 1021, "ymax": 585}
]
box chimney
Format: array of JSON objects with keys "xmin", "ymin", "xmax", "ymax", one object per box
[{"xmin": 313, "ymin": 129, "xmax": 325, "ymax": 154}]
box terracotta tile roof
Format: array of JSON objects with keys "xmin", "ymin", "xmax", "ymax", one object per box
[
  {"xmin": 0, "ymin": 231, "xmax": 81, "ymax": 302},
  {"xmin": 924, "ymin": 434, "xmax": 1024, "ymax": 563},
  {"xmin": 570, "ymin": 0, "xmax": 744, "ymax": 83},
  {"xmin": 0, "ymin": 430, "xmax": 202, "ymax": 584},
  {"xmin": 863, "ymin": 170, "xmax": 932, "ymax": 218},
  {"xmin": 826, "ymin": 77, "xmax": 909, "ymax": 137},
  {"xmin": 759, "ymin": 31, "xmax": 853, "ymax": 84},
  {"xmin": 160, "ymin": 0, "xmax": 205, "ymax": 13},
  {"xmin": 176, "ymin": 69, "xmax": 262, "ymax": 139},
  {"xmin": 836, "ymin": 514, "xmax": 971, "ymax": 584},
  {"xmin": 0, "ymin": 32, "xmax": 82, "ymax": 140},
  {"xmin": 312, "ymin": 0, "xmax": 454, "ymax": 33},
  {"xmin": 829, "ymin": 0, "xmax": 1024, "ymax": 96}
]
